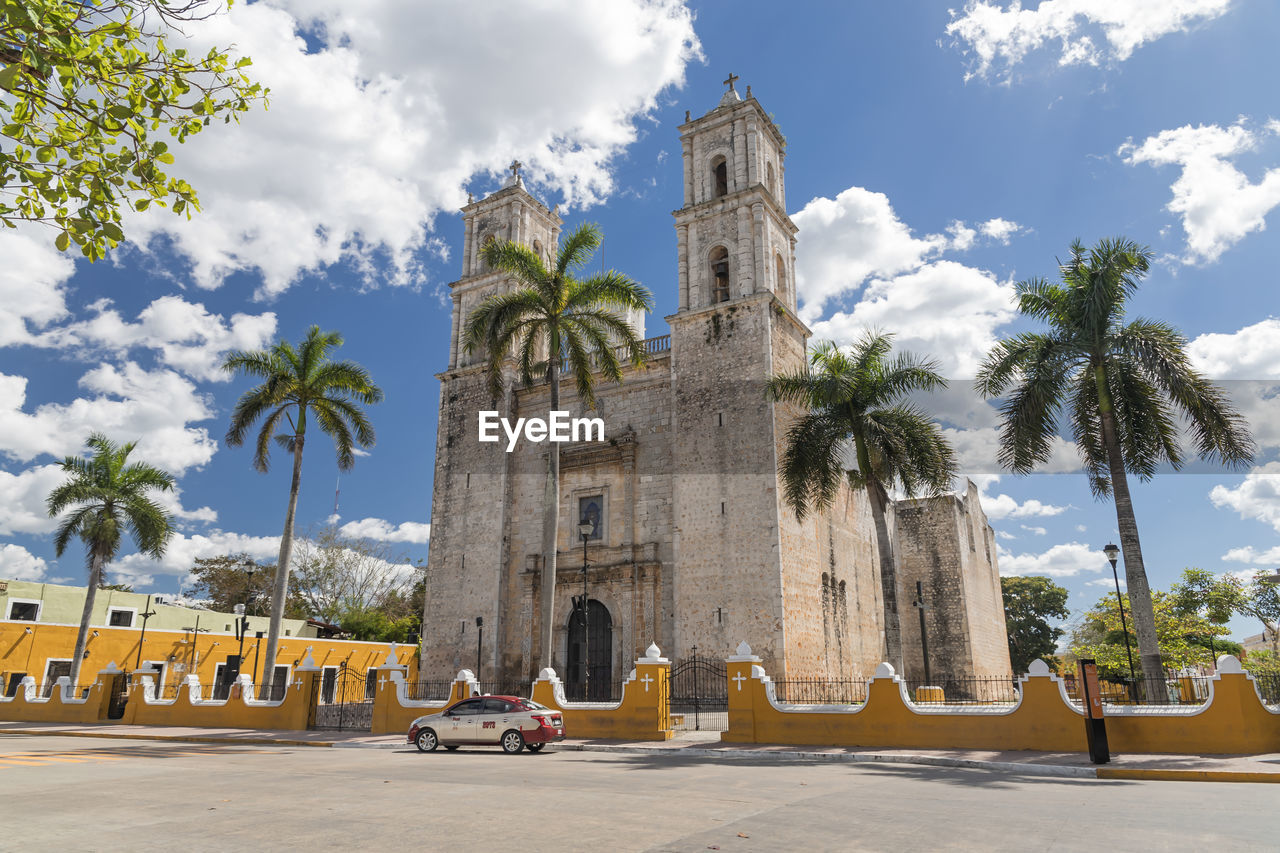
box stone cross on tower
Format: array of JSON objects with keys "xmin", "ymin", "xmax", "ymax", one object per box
[
  {"xmin": 723, "ymin": 72, "xmax": 739, "ymax": 92},
  {"xmin": 509, "ymin": 159, "xmax": 523, "ymax": 181}
]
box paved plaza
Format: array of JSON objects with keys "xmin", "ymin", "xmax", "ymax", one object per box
[{"xmin": 0, "ymin": 733, "xmax": 1274, "ymax": 852}]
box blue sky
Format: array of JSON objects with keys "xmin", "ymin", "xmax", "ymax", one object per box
[{"xmin": 3, "ymin": 0, "xmax": 1278, "ymax": 641}]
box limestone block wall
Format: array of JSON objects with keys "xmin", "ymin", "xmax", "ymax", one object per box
[
  {"xmin": 422, "ymin": 366, "xmax": 513, "ymax": 679},
  {"xmin": 499, "ymin": 357, "xmax": 675, "ymax": 683},
  {"xmin": 893, "ymin": 482, "xmax": 1013, "ymax": 683},
  {"xmin": 669, "ymin": 296, "xmax": 790, "ymax": 672}
]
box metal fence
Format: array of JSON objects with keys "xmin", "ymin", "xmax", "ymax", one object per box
[
  {"xmin": 562, "ymin": 679, "xmax": 625, "ymax": 702},
  {"xmin": 901, "ymin": 676, "xmax": 1021, "ymax": 705},
  {"xmin": 474, "ymin": 680, "xmax": 532, "ymax": 698},
  {"xmin": 1061, "ymin": 673, "xmax": 1214, "ymax": 706},
  {"xmin": 404, "ymin": 679, "xmax": 455, "ymax": 702},
  {"xmin": 772, "ymin": 678, "xmax": 868, "ymax": 705},
  {"xmin": 1255, "ymin": 673, "xmax": 1280, "ymax": 705}
]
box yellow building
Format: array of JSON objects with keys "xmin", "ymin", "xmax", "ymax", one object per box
[{"xmin": 0, "ymin": 578, "xmax": 417, "ymax": 697}]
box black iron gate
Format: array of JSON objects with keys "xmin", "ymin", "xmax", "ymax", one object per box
[
  {"xmin": 311, "ymin": 663, "xmax": 373, "ymax": 731},
  {"xmin": 106, "ymin": 673, "xmax": 128, "ymax": 720},
  {"xmin": 668, "ymin": 655, "xmax": 728, "ymax": 732}
]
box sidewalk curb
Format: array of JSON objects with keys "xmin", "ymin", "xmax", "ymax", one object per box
[{"xmin": 3, "ymin": 726, "xmax": 1276, "ymax": 782}]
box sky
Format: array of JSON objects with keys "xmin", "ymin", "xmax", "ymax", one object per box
[{"xmin": 2, "ymin": 0, "xmax": 1279, "ymax": 642}]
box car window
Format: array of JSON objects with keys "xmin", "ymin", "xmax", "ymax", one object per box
[
  {"xmin": 520, "ymin": 699, "xmax": 549, "ymax": 711},
  {"xmin": 482, "ymin": 698, "xmax": 512, "ymax": 714},
  {"xmin": 449, "ymin": 699, "xmax": 484, "ymax": 715}
]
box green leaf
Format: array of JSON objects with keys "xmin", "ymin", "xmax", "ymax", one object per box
[
  {"xmin": 0, "ymin": 65, "xmax": 19, "ymax": 92},
  {"xmin": 36, "ymin": 147, "xmax": 54, "ymax": 163},
  {"xmin": 55, "ymin": 231, "xmax": 70, "ymax": 251},
  {"xmin": 103, "ymin": 222, "xmax": 124, "ymax": 242},
  {"xmin": 134, "ymin": 198, "xmax": 150, "ymax": 211}
]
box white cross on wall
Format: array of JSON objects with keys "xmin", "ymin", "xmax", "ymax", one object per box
[
  {"xmin": 641, "ymin": 674, "xmax": 655, "ymax": 692},
  {"xmin": 732, "ymin": 672, "xmax": 747, "ymax": 692}
]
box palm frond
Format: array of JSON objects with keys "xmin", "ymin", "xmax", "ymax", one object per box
[{"xmin": 556, "ymin": 222, "xmax": 603, "ymax": 276}]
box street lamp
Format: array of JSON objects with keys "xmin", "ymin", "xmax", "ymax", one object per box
[
  {"xmin": 577, "ymin": 517, "xmax": 593, "ymax": 699},
  {"xmin": 1103, "ymin": 543, "xmax": 1137, "ymax": 687}
]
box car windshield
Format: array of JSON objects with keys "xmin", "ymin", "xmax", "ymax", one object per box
[{"xmin": 520, "ymin": 699, "xmax": 550, "ymax": 710}]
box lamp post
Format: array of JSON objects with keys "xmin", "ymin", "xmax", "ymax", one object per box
[
  {"xmin": 578, "ymin": 518, "xmax": 593, "ymax": 699},
  {"xmin": 133, "ymin": 595, "xmax": 157, "ymax": 672},
  {"xmin": 913, "ymin": 581, "xmax": 931, "ymax": 686},
  {"xmin": 1104, "ymin": 543, "xmax": 1137, "ymax": 686},
  {"xmin": 475, "ymin": 616, "xmax": 483, "ymax": 681}
]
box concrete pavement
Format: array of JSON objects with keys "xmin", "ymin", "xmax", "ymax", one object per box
[{"xmin": 2, "ymin": 720, "xmax": 1276, "ymax": 782}]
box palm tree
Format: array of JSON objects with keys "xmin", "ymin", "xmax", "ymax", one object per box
[
  {"xmin": 464, "ymin": 222, "xmax": 653, "ymax": 671},
  {"xmin": 47, "ymin": 433, "xmax": 175, "ymax": 689},
  {"xmin": 222, "ymin": 326, "xmax": 383, "ymax": 690},
  {"xmin": 975, "ymin": 237, "xmax": 1254, "ymax": 692},
  {"xmin": 767, "ymin": 332, "xmax": 956, "ymax": 672}
]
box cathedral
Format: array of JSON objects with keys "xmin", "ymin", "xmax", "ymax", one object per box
[{"xmin": 421, "ymin": 81, "xmax": 1012, "ymax": 689}]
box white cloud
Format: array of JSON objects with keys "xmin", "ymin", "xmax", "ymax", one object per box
[
  {"xmin": 1188, "ymin": 318, "xmax": 1280, "ymax": 379},
  {"xmin": 981, "ymin": 489, "xmax": 1071, "ymax": 520},
  {"xmin": 978, "ymin": 217, "xmax": 1023, "ymax": 243},
  {"xmin": 1222, "ymin": 545, "xmax": 1280, "ymax": 564},
  {"xmin": 1076, "ymin": 524, "xmax": 1087, "ymax": 532},
  {"xmin": 997, "ymin": 541, "xmax": 1105, "ymax": 577},
  {"xmin": 111, "ymin": 529, "xmax": 283, "ymax": 587},
  {"xmin": 996, "ymin": 530, "xmax": 1017, "ymax": 540},
  {"xmin": 1210, "ymin": 463, "xmax": 1280, "ymax": 533},
  {"xmin": 947, "ymin": 0, "xmax": 1234, "ymax": 81},
  {"xmin": 946, "ymin": 426, "xmax": 1081, "ymax": 482},
  {"xmin": 810, "ymin": 261, "xmax": 1016, "ymax": 377},
  {"xmin": 0, "ymin": 229, "xmax": 74, "ymax": 347},
  {"xmin": 0, "ymin": 464, "xmax": 65, "ymax": 536},
  {"xmin": 0, "ymin": 364, "xmax": 216, "ymax": 475},
  {"xmin": 1086, "ymin": 576, "xmax": 1122, "ymax": 588},
  {"xmin": 337, "ymin": 518, "xmax": 431, "ymax": 545},
  {"xmin": 1020, "ymin": 524, "xmax": 1048, "ymax": 535},
  {"xmin": 1119, "ymin": 119, "xmax": 1280, "ymax": 264},
  {"xmin": 30, "ymin": 297, "xmax": 277, "ymax": 383},
  {"xmin": 0, "ymin": 543, "xmax": 49, "ymax": 581},
  {"xmin": 122, "ymin": 0, "xmax": 700, "ymax": 298}
]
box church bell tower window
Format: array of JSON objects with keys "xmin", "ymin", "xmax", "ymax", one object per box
[
  {"xmin": 709, "ymin": 246, "xmax": 730, "ymax": 303},
  {"xmin": 711, "ymin": 156, "xmax": 728, "ymax": 199}
]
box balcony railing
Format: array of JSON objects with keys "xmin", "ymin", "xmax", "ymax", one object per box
[{"xmin": 555, "ymin": 335, "xmax": 671, "ymax": 376}]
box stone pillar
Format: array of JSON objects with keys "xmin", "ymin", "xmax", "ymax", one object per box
[
  {"xmin": 724, "ymin": 641, "xmax": 761, "ymax": 743},
  {"xmin": 450, "ymin": 668, "xmax": 480, "ymax": 704},
  {"xmin": 681, "ymin": 137, "xmax": 694, "ymax": 207}
]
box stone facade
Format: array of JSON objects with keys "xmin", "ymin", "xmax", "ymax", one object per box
[{"xmin": 422, "ymin": 85, "xmax": 1012, "ymax": 687}]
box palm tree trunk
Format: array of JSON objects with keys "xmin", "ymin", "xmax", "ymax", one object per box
[
  {"xmin": 1096, "ymin": 369, "xmax": 1165, "ymax": 696},
  {"xmin": 68, "ymin": 553, "xmax": 104, "ymax": 690},
  {"xmin": 262, "ymin": 432, "xmax": 305, "ymax": 693},
  {"xmin": 540, "ymin": 355, "xmax": 561, "ymax": 671},
  {"xmin": 867, "ymin": 481, "xmax": 903, "ymax": 674}
]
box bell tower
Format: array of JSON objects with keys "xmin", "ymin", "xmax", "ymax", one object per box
[
  {"xmin": 673, "ymin": 75, "xmax": 798, "ymax": 314},
  {"xmin": 666, "ymin": 79, "xmax": 814, "ymax": 673},
  {"xmin": 446, "ymin": 161, "xmax": 564, "ymax": 370}
]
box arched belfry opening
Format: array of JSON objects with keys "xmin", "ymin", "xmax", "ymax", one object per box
[
  {"xmin": 710, "ymin": 245, "xmax": 730, "ymax": 303},
  {"xmin": 566, "ymin": 600, "xmax": 612, "ymax": 700},
  {"xmin": 711, "ymin": 155, "xmax": 728, "ymax": 198}
]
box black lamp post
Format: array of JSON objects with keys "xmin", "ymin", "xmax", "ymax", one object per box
[
  {"xmin": 1104, "ymin": 543, "xmax": 1137, "ymax": 686},
  {"xmin": 133, "ymin": 595, "xmax": 157, "ymax": 672},
  {"xmin": 475, "ymin": 616, "xmax": 483, "ymax": 680},
  {"xmin": 578, "ymin": 518, "xmax": 593, "ymax": 699},
  {"xmin": 913, "ymin": 581, "xmax": 931, "ymax": 686}
]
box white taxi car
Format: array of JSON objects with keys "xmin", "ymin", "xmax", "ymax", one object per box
[{"xmin": 407, "ymin": 695, "xmax": 566, "ymax": 754}]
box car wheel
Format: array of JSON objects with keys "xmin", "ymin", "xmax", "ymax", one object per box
[
  {"xmin": 500, "ymin": 729, "xmax": 525, "ymax": 754},
  {"xmin": 443, "ymin": 745, "xmax": 459, "ymax": 751},
  {"xmin": 415, "ymin": 729, "xmax": 439, "ymax": 753},
  {"xmin": 526, "ymin": 743, "xmax": 544, "ymax": 753}
]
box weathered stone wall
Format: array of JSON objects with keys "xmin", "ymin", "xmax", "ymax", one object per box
[{"xmin": 893, "ymin": 481, "xmax": 1013, "ymax": 685}]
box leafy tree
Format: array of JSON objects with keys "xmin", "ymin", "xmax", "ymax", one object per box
[
  {"xmin": 0, "ymin": 0, "xmax": 267, "ymax": 258},
  {"xmin": 1000, "ymin": 575, "xmax": 1070, "ymax": 674},
  {"xmin": 340, "ymin": 608, "xmax": 418, "ymax": 643},
  {"xmin": 187, "ymin": 553, "xmax": 305, "ymax": 619},
  {"xmin": 1070, "ymin": 589, "xmax": 1230, "ymax": 678},
  {"xmin": 1240, "ymin": 649, "xmax": 1280, "ymax": 676},
  {"xmin": 464, "ymin": 222, "xmax": 653, "ymax": 670},
  {"xmin": 100, "ymin": 582, "xmax": 135, "ymax": 593},
  {"xmin": 289, "ymin": 526, "xmax": 415, "ymax": 624},
  {"xmin": 222, "ymin": 327, "xmax": 383, "ymax": 687},
  {"xmin": 976, "ymin": 237, "xmax": 1254, "ymax": 690},
  {"xmin": 46, "ymin": 433, "xmax": 174, "ymax": 686},
  {"xmin": 767, "ymin": 332, "xmax": 956, "ymax": 670},
  {"xmin": 1171, "ymin": 567, "xmax": 1280, "ymax": 655}
]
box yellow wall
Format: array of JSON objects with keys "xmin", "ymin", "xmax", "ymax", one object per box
[
  {"xmin": 531, "ymin": 662, "xmax": 673, "ymax": 741},
  {"xmin": 723, "ymin": 653, "xmax": 1280, "ymax": 755},
  {"xmin": 0, "ymin": 622, "xmax": 416, "ymax": 693}
]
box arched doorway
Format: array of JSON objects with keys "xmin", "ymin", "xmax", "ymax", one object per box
[{"xmin": 566, "ymin": 600, "xmax": 612, "ymax": 701}]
